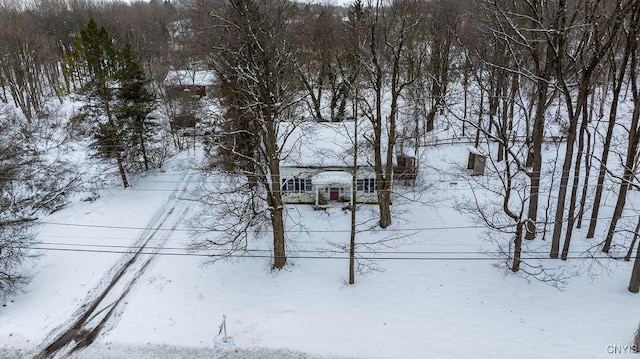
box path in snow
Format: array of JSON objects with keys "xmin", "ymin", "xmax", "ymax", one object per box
[{"xmin": 33, "ymin": 170, "xmax": 194, "ymax": 359}]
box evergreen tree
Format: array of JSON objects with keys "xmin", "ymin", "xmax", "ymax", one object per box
[
  {"xmin": 116, "ymin": 44, "xmax": 156, "ymax": 172},
  {"xmin": 67, "ymin": 18, "xmax": 129, "ymax": 188},
  {"xmin": 67, "ymin": 20, "xmax": 157, "ymax": 185}
]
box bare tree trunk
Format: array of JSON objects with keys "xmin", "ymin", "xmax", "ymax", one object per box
[
  {"xmin": 267, "ymin": 115, "xmax": 287, "ymax": 269},
  {"xmin": 268, "ymin": 134, "xmax": 287, "ymax": 269},
  {"xmin": 349, "ymin": 106, "xmax": 358, "ymax": 285},
  {"xmin": 512, "ymin": 221, "xmax": 523, "ymax": 272},
  {"xmin": 576, "ymin": 114, "xmax": 592, "ymax": 228},
  {"xmin": 525, "ymin": 75, "xmax": 551, "ymax": 240},
  {"xmin": 629, "ymin": 225, "xmax": 640, "ymax": 293},
  {"xmin": 462, "ymin": 57, "xmax": 469, "ymax": 137},
  {"xmin": 474, "ymin": 68, "xmax": 485, "ymax": 149},
  {"xmin": 550, "ymin": 70, "xmax": 588, "ymax": 257},
  {"xmin": 625, "ymin": 216, "xmax": 640, "ymax": 262},
  {"xmin": 271, "ymin": 207, "xmax": 286, "ymax": 269},
  {"xmin": 115, "ymin": 152, "xmax": 129, "ymax": 189},
  {"xmin": 498, "ymin": 93, "xmax": 507, "ymax": 162},
  {"xmin": 561, "ymin": 98, "xmax": 588, "ymax": 260},
  {"xmin": 368, "ymin": 5, "xmax": 412, "ymax": 229},
  {"xmin": 603, "ymin": 31, "xmax": 640, "ymax": 252},
  {"xmin": 550, "ymin": 0, "xmax": 628, "ymax": 257},
  {"xmin": 587, "ymin": 11, "xmax": 635, "ymax": 238},
  {"xmin": 139, "ymin": 130, "xmax": 149, "ymax": 171},
  {"xmin": 496, "ymin": 68, "xmax": 508, "ymax": 162},
  {"xmin": 542, "ymin": 144, "xmax": 562, "ymax": 241},
  {"xmin": 349, "ymin": 187, "xmax": 356, "ymax": 284},
  {"xmin": 105, "ymin": 97, "xmax": 129, "ymax": 189},
  {"xmin": 550, "ymin": 109, "xmax": 579, "ymax": 258},
  {"xmin": 603, "ymin": 96, "xmax": 640, "ymax": 252},
  {"xmin": 297, "ymin": 66, "xmax": 324, "ymax": 122}
]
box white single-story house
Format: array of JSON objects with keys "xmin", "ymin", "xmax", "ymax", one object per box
[
  {"xmin": 278, "ymin": 121, "xmax": 384, "ymax": 206},
  {"xmin": 280, "ymin": 166, "xmax": 378, "ymax": 205}
]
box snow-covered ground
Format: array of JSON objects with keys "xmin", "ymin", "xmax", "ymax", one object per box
[{"xmin": 0, "ymin": 144, "xmax": 639, "ymax": 359}]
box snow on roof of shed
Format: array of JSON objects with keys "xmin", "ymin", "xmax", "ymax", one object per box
[
  {"xmin": 163, "ymin": 70, "xmax": 216, "ymax": 87},
  {"xmin": 467, "ymin": 146, "xmax": 488, "ymax": 156}
]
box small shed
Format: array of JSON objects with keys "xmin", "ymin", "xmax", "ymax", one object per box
[
  {"xmin": 394, "ymin": 155, "xmax": 417, "ymax": 185},
  {"xmin": 467, "ymin": 147, "xmax": 487, "ymax": 176}
]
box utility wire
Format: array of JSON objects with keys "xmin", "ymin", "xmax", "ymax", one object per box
[
  {"xmin": 37, "ymin": 213, "xmax": 640, "ymax": 233},
  {"xmin": 35, "ymin": 234, "xmax": 609, "ymax": 249},
  {"xmin": 31, "ymin": 241, "xmax": 610, "ymax": 255},
  {"xmin": 26, "ymin": 245, "xmax": 619, "ymax": 261}
]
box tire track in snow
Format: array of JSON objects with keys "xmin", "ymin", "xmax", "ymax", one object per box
[{"xmin": 35, "ymin": 169, "xmax": 194, "ymax": 359}]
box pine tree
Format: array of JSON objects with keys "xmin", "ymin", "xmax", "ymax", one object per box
[
  {"xmin": 66, "ymin": 19, "xmax": 129, "ymax": 188},
  {"xmin": 67, "ymin": 20, "xmax": 157, "ymax": 186},
  {"xmin": 116, "ymin": 44, "xmax": 156, "ymax": 172}
]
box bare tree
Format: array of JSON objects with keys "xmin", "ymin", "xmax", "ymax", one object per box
[
  {"xmin": 475, "ymin": 0, "xmax": 561, "ymax": 241},
  {"xmin": 549, "ymin": 0, "xmax": 632, "ymax": 258},
  {"xmin": 423, "ymin": 0, "xmax": 461, "ymax": 131},
  {"xmin": 0, "ymin": 6, "xmax": 63, "ymax": 121},
  {"xmin": 0, "ymin": 107, "xmax": 79, "ymax": 295},
  {"xmin": 457, "ymin": 124, "xmax": 537, "ymax": 275},
  {"xmin": 359, "ymin": 0, "xmax": 421, "ymax": 229},
  {"xmin": 602, "ymin": 4, "xmax": 640, "ymax": 253},
  {"xmin": 586, "ymin": 22, "xmax": 633, "ymax": 238},
  {"xmin": 193, "ymin": 0, "xmax": 303, "ymax": 269},
  {"xmin": 295, "ymin": 5, "xmax": 356, "ymax": 123}
]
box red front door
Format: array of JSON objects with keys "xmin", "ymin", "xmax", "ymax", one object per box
[{"xmin": 329, "ymin": 188, "xmax": 339, "ymax": 201}]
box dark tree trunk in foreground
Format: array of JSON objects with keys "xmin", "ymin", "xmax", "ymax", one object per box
[
  {"xmin": 205, "ymin": 0, "xmax": 300, "ymax": 269},
  {"xmin": 629, "ymin": 230, "xmax": 640, "ymax": 293}
]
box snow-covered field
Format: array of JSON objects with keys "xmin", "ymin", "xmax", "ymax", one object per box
[{"xmin": 1, "ymin": 144, "xmax": 639, "ymax": 359}]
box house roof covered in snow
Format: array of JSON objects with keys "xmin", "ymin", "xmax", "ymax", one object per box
[
  {"xmin": 163, "ymin": 70, "xmax": 216, "ymax": 87},
  {"xmin": 279, "ymin": 121, "xmax": 380, "ymax": 168}
]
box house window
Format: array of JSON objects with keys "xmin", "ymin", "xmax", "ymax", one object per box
[
  {"xmin": 282, "ymin": 178, "xmax": 312, "ymax": 193},
  {"xmin": 356, "ymin": 178, "xmax": 376, "ymax": 193}
]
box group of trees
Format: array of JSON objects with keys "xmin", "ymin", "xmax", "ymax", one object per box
[
  {"xmin": 0, "ymin": 1, "xmax": 173, "ymax": 292},
  {"xmin": 190, "ymin": 0, "xmax": 640, "ymax": 291},
  {"xmin": 187, "ymin": 0, "xmax": 467, "ymax": 271},
  {"xmin": 0, "ymin": 96, "xmax": 78, "ymax": 294},
  {"xmin": 0, "ymin": 0, "xmax": 177, "ymax": 117},
  {"xmin": 66, "ymin": 18, "xmax": 157, "ymax": 187},
  {"xmin": 1, "ymin": 0, "xmax": 640, "ymax": 292},
  {"xmin": 456, "ymin": 0, "xmax": 640, "ymax": 291}
]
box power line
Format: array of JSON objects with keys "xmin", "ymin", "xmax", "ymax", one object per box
[
  {"xmin": 35, "ymin": 233, "xmax": 609, "ymax": 249},
  {"xmin": 27, "ymin": 245, "xmax": 620, "ymax": 261},
  {"xmin": 37, "ymin": 221, "xmax": 487, "ymax": 232},
  {"xmin": 37, "ymin": 213, "xmax": 640, "ymax": 234},
  {"xmin": 32, "ymin": 241, "xmax": 608, "ymax": 255}
]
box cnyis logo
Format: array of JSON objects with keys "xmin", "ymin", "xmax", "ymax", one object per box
[{"xmin": 606, "ymin": 345, "xmax": 639, "ymax": 354}]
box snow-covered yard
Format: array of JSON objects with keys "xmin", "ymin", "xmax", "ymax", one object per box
[{"xmin": 0, "ymin": 144, "xmax": 638, "ymax": 359}]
